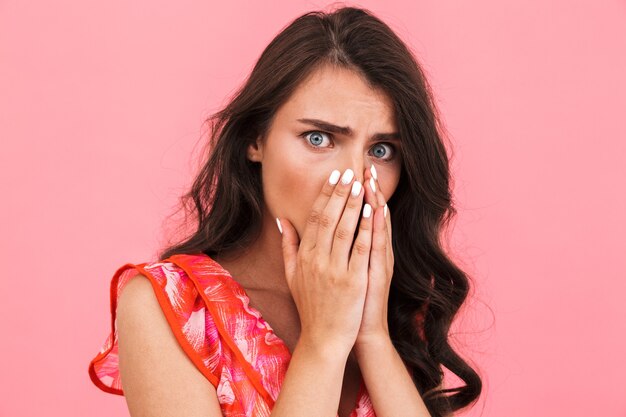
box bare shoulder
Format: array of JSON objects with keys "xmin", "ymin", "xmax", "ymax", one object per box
[{"xmin": 116, "ymin": 273, "xmax": 224, "ymax": 417}]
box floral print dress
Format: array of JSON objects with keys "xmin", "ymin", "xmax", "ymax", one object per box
[{"xmin": 88, "ymin": 253, "xmax": 377, "ymax": 417}]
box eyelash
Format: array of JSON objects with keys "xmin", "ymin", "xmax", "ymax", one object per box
[{"xmin": 298, "ymin": 130, "xmax": 398, "ymax": 163}]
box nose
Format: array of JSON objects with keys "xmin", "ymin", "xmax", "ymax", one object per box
[{"xmin": 340, "ymin": 153, "xmax": 370, "ymax": 184}]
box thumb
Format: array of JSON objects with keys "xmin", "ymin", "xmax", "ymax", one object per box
[{"xmin": 276, "ymin": 217, "xmax": 299, "ymax": 288}]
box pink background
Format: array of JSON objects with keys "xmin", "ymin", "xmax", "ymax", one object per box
[{"xmin": 1, "ymin": 1, "xmax": 625, "ymax": 416}]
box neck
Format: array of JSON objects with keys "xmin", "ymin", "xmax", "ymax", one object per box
[{"xmin": 213, "ymin": 206, "xmax": 290, "ymax": 297}]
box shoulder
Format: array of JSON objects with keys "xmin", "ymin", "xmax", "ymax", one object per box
[
  {"xmin": 116, "ymin": 272, "xmax": 188, "ymax": 354},
  {"xmin": 116, "ymin": 273, "xmax": 158, "ymax": 324},
  {"xmin": 116, "ymin": 273, "xmax": 224, "ymax": 416}
]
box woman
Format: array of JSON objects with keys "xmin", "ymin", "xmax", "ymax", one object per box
[{"xmin": 89, "ymin": 6, "xmax": 482, "ymax": 417}]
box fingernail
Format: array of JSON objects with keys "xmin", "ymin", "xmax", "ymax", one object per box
[
  {"xmin": 275, "ymin": 217, "xmax": 283, "ymax": 234},
  {"xmin": 370, "ymin": 165, "xmax": 377, "ymax": 180},
  {"xmin": 363, "ymin": 203, "xmax": 372, "ymax": 218},
  {"xmin": 328, "ymin": 169, "xmax": 341, "ymax": 185},
  {"xmin": 383, "ymin": 204, "xmax": 388, "ymax": 218},
  {"xmin": 369, "ymin": 177, "xmax": 376, "ymax": 193},
  {"xmin": 341, "ymin": 168, "xmax": 354, "ymax": 184},
  {"xmin": 351, "ymin": 180, "xmax": 362, "ymax": 197}
]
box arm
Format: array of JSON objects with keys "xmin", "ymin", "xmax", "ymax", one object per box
[
  {"xmin": 117, "ymin": 274, "xmax": 351, "ymax": 417},
  {"xmin": 117, "ymin": 274, "xmax": 223, "ymax": 417},
  {"xmin": 354, "ymin": 336, "xmax": 433, "ymax": 417},
  {"xmin": 269, "ymin": 338, "xmax": 351, "ymax": 417}
]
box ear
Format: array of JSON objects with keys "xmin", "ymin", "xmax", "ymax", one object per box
[{"xmin": 246, "ymin": 135, "xmax": 264, "ymax": 163}]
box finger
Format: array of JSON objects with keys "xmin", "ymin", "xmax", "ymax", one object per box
[
  {"xmin": 362, "ymin": 165, "xmax": 390, "ymax": 257},
  {"xmin": 368, "ymin": 165, "xmax": 392, "ymax": 254},
  {"xmin": 299, "ymin": 168, "xmax": 342, "ymax": 252},
  {"xmin": 369, "ymin": 165, "xmax": 387, "ymax": 209},
  {"xmin": 329, "ymin": 177, "xmax": 365, "ymax": 269},
  {"xmin": 347, "ymin": 202, "xmax": 373, "ymax": 277},
  {"xmin": 368, "ymin": 165, "xmax": 393, "ymax": 272},
  {"xmin": 385, "ymin": 203, "xmax": 392, "ymax": 244},
  {"xmin": 276, "ymin": 217, "xmax": 299, "ymax": 290},
  {"xmin": 380, "ymin": 201, "xmax": 392, "ymax": 273},
  {"xmin": 315, "ymin": 168, "xmax": 360, "ymax": 258},
  {"xmin": 383, "ymin": 205, "xmax": 393, "ymax": 273},
  {"xmin": 369, "ymin": 204, "xmax": 388, "ymax": 278},
  {"xmin": 363, "ymin": 166, "xmax": 381, "ymax": 212}
]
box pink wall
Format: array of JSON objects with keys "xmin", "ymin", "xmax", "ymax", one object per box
[{"xmin": 1, "ymin": 1, "xmax": 624, "ymax": 416}]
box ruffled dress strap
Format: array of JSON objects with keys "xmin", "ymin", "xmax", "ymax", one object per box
[{"xmin": 88, "ymin": 258, "xmax": 223, "ymax": 394}]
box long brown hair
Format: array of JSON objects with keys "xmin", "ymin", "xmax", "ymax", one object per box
[{"xmin": 159, "ymin": 6, "xmax": 482, "ymax": 416}]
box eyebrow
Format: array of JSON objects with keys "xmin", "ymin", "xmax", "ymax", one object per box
[{"xmin": 296, "ymin": 118, "xmax": 401, "ymax": 142}]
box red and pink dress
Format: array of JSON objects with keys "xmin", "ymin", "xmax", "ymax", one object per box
[{"xmin": 88, "ymin": 253, "xmax": 377, "ymax": 416}]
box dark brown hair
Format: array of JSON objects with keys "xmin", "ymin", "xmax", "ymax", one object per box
[{"xmin": 159, "ymin": 6, "xmax": 482, "ymax": 416}]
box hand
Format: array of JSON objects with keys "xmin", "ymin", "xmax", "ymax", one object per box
[
  {"xmin": 277, "ymin": 168, "xmax": 375, "ymax": 356},
  {"xmin": 355, "ymin": 165, "xmax": 394, "ymax": 347}
]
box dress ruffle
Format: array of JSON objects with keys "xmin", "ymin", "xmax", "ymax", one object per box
[{"xmin": 88, "ymin": 253, "xmax": 377, "ymax": 417}]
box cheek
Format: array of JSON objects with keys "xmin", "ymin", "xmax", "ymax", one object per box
[
  {"xmin": 376, "ymin": 164, "xmax": 401, "ymax": 201},
  {"xmin": 260, "ymin": 144, "xmax": 328, "ymax": 236}
]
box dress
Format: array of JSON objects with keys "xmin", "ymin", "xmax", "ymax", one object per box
[{"xmin": 88, "ymin": 253, "xmax": 377, "ymax": 417}]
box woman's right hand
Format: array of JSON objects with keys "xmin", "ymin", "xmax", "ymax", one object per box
[{"xmin": 277, "ymin": 167, "xmax": 374, "ymax": 356}]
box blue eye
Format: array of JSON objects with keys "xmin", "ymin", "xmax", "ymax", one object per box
[
  {"xmin": 301, "ymin": 131, "xmax": 332, "ymax": 148},
  {"xmin": 370, "ymin": 143, "xmax": 393, "ymax": 160},
  {"xmin": 298, "ymin": 130, "xmax": 398, "ymax": 163}
]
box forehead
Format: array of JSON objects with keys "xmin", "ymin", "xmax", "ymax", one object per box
[{"xmin": 276, "ymin": 64, "xmax": 396, "ymax": 127}]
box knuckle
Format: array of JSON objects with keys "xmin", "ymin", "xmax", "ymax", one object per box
[
  {"xmin": 334, "ymin": 226, "xmax": 352, "ymax": 241},
  {"xmin": 317, "ymin": 213, "xmax": 333, "ymax": 230},
  {"xmin": 345, "ymin": 198, "xmax": 361, "ymax": 211},
  {"xmin": 320, "ymin": 184, "xmax": 335, "ymax": 198},
  {"xmin": 334, "ymin": 185, "xmax": 350, "ymax": 198},
  {"xmin": 307, "ymin": 210, "xmax": 322, "ymax": 226},
  {"xmin": 310, "ymin": 260, "xmax": 323, "ymax": 276},
  {"xmin": 332, "ymin": 272, "xmax": 351, "ymax": 288},
  {"xmin": 352, "ymin": 240, "xmax": 370, "ymax": 256}
]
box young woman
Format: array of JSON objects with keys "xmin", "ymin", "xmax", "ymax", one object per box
[{"xmin": 89, "ymin": 6, "xmax": 482, "ymax": 417}]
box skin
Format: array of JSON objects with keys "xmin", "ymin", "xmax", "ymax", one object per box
[
  {"xmin": 116, "ymin": 63, "xmax": 433, "ymax": 417},
  {"xmin": 219, "ymin": 63, "xmax": 402, "ymax": 302},
  {"xmin": 210, "ymin": 63, "xmax": 402, "ymax": 417}
]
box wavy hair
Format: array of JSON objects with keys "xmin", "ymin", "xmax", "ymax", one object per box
[{"xmin": 158, "ymin": 6, "xmax": 482, "ymax": 416}]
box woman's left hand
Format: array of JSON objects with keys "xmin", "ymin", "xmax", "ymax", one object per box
[{"xmin": 354, "ymin": 165, "xmax": 394, "ymax": 348}]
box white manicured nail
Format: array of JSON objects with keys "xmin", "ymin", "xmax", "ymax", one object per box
[
  {"xmin": 370, "ymin": 165, "xmax": 377, "ymax": 180},
  {"xmin": 351, "ymin": 181, "xmax": 362, "ymax": 197},
  {"xmin": 363, "ymin": 203, "xmax": 372, "ymax": 218},
  {"xmin": 383, "ymin": 204, "xmax": 388, "ymax": 218},
  {"xmin": 275, "ymin": 217, "xmax": 283, "ymax": 234},
  {"xmin": 369, "ymin": 177, "xmax": 376, "ymax": 193},
  {"xmin": 341, "ymin": 168, "xmax": 354, "ymax": 184},
  {"xmin": 328, "ymin": 169, "xmax": 341, "ymax": 185}
]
